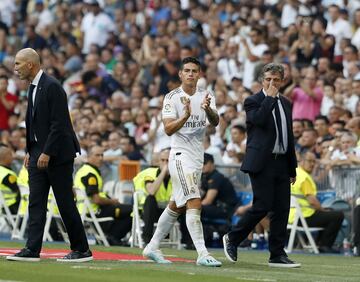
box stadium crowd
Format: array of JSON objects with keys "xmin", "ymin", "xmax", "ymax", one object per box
[{"xmin": 0, "ymin": 0, "xmax": 360, "ymax": 252}]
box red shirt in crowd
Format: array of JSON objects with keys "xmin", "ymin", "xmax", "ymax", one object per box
[{"xmin": 0, "ymin": 92, "xmax": 18, "ymax": 130}]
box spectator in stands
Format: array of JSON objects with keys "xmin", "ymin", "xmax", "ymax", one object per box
[
  {"xmin": 223, "ymin": 124, "xmax": 247, "ymax": 164},
  {"xmin": 0, "ymin": 75, "xmax": 17, "ymax": 131},
  {"xmin": 82, "ymin": 70, "xmax": 121, "ymax": 105},
  {"xmin": 292, "ymin": 119, "xmax": 305, "ymax": 143},
  {"xmin": 296, "ymin": 128, "xmax": 318, "ymax": 154},
  {"xmin": 23, "ymin": 24, "xmax": 47, "ymax": 51},
  {"xmin": 289, "ymin": 19, "xmax": 315, "ymax": 68},
  {"xmin": 147, "ymin": 100, "xmax": 171, "ymax": 155},
  {"xmin": 326, "ymin": 4, "xmax": 353, "ymax": 60},
  {"xmin": 240, "ymin": 27, "xmax": 268, "ymax": 89},
  {"xmin": 103, "ymin": 131, "xmax": 122, "ymax": 182},
  {"xmin": 74, "ymin": 145, "xmax": 132, "ymax": 245},
  {"xmin": 328, "ymin": 105, "xmax": 345, "ymax": 125},
  {"xmin": 132, "ymin": 148, "xmax": 172, "ymax": 244},
  {"xmin": 345, "ymin": 117, "xmax": 360, "ymax": 146},
  {"xmin": 81, "ymin": 0, "xmax": 115, "ymax": 55},
  {"xmin": 152, "ymin": 41, "xmax": 181, "ymax": 95},
  {"xmin": 314, "ymin": 115, "xmax": 332, "ymax": 139},
  {"xmin": 0, "ymin": 144, "xmax": 20, "ymax": 214},
  {"xmin": 342, "ymin": 45, "xmax": 358, "ymax": 79},
  {"xmin": 329, "ymin": 132, "xmax": 360, "ymax": 166},
  {"xmin": 289, "ymin": 151, "xmax": 344, "ymax": 253},
  {"xmin": 119, "ymin": 135, "xmax": 144, "ymax": 161},
  {"xmin": 321, "ymin": 84, "xmax": 336, "ymax": 116},
  {"xmin": 175, "ymin": 17, "xmax": 199, "ymax": 54},
  {"xmin": 203, "ymin": 134, "xmax": 223, "ymax": 165},
  {"xmin": 287, "ymin": 67, "xmax": 323, "ymax": 121}
]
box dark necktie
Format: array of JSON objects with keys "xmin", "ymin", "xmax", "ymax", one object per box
[
  {"xmin": 274, "ymin": 97, "xmax": 284, "ymax": 150},
  {"xmin": 28, "ymin": 84, "xmax": 36, "ymax": 142}
]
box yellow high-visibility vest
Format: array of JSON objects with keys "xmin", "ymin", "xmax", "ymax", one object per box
[
  {"xmin": 74, "ymin": 164, "xmax": 106, "ymax": 213},
  {"xmin": 0, "ymin": 165, "xmax": 19, "ymax": 207},
  {"xmin": 133, "ymin": 167, "xmax": 172, "ymax": 208},
  {"xmin": 289, "ymin": 167, "xmax": 316, "ymax": 224}
]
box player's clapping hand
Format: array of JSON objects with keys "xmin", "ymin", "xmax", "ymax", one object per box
[
  {"xmin": 201, "ymin": 93, "xmax": 211, "ymax": 112},
  {"xmin": 183, "ymin": 97, "xmax": 191, "ymax": 118}
]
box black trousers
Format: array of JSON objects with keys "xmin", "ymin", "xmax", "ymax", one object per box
[
  {"xmin": 27, "ymin": 146, "xmax": 89, "ymax": 254},
  {"xmin": 228, "ymin": 155, "xmax": 290, "ymax": 259},
  {"xmin": 142, "ymin": 195, "xmax": 164, "ymax": 244},
  {"xmin": 97, "ymin": 203, "xmax": 132, "ymax": 240},
  {"xmin": 305, "ymin": 210, "xmax": 344, "ymax": 248}
]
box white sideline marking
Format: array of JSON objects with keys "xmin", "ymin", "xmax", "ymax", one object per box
[
  {"xmin": 236, "ymin": 278, "xmax": 276, "ymax": 282},
  {"xmin": 71, "ymin": 266, "xmax": 112, "ymax": 270}
]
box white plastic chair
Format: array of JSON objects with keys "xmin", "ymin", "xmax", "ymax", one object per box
[
  {"xmin": 74, "ymin": 187, "xmax": 113, "ymax": 246},
  {"xmin": 42, "ymin": 188, "xmax": 69, "ymax": 243},
  {"xmin": 0, "ymin": 188, "xmax": 16, "ymax": 233},
  {"xmin": 11, "ymin": 185, "xmax": 29, "ymax": 240},
  {"xmin": 130, "ymin": 190, "xmax": 181, "ymax": 249},
  {"xmin": 286, "ymin": 195, "xmax": 324, "ymax": 254}
]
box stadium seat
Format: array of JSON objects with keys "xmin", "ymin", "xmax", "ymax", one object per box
[
  {"xmin": 231, "ymin": 191, "xmax": 253, "ymax": 225},
  {"xmin": 286, "ymin": 195, "xmax": 323, "ymax": 254},
  {"xmin": 130, "ymin": 190, "xmax": 181, "ymax": 249},
  {"xmin": 316, "ymin": 190, "xmax": 336, "ymax": 204}
]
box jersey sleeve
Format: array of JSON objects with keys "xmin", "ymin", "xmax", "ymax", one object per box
[
  {"xmin": 162, "ymin": 94, "xmax": 177, "ymax": 119},
  {"xmin": 2, "ymin": 174, "xmax": 19, "ymax": 193},
  {"xmin": 81, "ymin": 173, "xmax": 100, "ymax": 197}
]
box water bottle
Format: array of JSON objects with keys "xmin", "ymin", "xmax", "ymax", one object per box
[
  {"xmin": 251, "ymin": 233, "xmax": 259, "ymax": 250},
  {"xmin": 258, "ymin": 234, "xmax": 266, "ymax": 250},
  {"xmin": 212, "ymin": 231, "xmax": 220, "ymax": 248},
  {"xmin": 343, "ymin": 238, "xmax": 351, "ymax": 256}
]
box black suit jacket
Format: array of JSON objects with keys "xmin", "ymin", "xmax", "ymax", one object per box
[
  {"xmin": 25, "ymin": 72, "xmax": 80, "ymax": 166},
  {"xmin": 240, "ymin": 90, "xmax": 297, "ymax": 177}
]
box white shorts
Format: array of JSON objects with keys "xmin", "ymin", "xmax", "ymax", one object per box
[{"xmin": 169, "ymin": 151, "xmax": 202, "ymax": 207}]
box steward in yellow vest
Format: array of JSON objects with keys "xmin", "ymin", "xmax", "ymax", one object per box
[
  {"xmin": 74, "ymin": 146, "xmax": 132, "ymax": 245},
  {"xmin": 289, "ymin": 151, "xmax": 344, "ymax": 253},
  {"xmin": 0, "ymin": 145, "xmax": 20, "ymax": 214},
  {"xmin": 133, "ymin": 148, "xmax": 172, "ymax": 244}
]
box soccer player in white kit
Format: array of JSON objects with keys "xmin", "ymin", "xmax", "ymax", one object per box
[{"xmin": 143, "ymin": 57, "xmax": 222, "ymax": 267}]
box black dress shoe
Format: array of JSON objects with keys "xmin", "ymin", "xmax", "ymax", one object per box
[
  {"xmin": 268, "ymin": 255, "xmax": 301, "ymax": 268},
  {"xmin": 57, "ymin": 250, "xmax": 93, "ymax": 262},
  {"xmin": 223, "ymin": 234, "xmax": 237, "ymax": 262},
  {"xmin": 6, "ymin": 248, "xmax": 40, "ymax": 262}
]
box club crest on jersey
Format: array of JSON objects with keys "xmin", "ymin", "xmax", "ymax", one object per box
[{"xmin": 180, "ymin": 97, "xmax": 188, "ymax": 104}]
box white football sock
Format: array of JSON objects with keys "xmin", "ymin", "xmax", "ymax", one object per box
[
  {"xmin": 147, "ymin": 207, "xmax": 179, "ymax": 250},
  {"xmin": 186, "ymin": 209, "xmax": 208, "ymax": 258}
]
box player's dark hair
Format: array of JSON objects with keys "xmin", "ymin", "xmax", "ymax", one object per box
[{"xmin": 180, "ymin": 57, "xmax": 201, "ymax": 70}]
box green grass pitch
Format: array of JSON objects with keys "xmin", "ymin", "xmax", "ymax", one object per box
[{"xmin": 0, "ymin": 241, "xmax": 359, "ymax": 282}]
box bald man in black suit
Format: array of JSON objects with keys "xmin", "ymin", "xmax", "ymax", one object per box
[{"xmin": 7, "ymin": 48, "xmax": 92, "ymax": 262}]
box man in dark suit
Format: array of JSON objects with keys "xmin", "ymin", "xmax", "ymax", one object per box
[
  {"xmin": 6, "ymin": 48, "xmax": 92, "ymax": 262},
  {"xmin": 223, "ymin": 63, "xmax": 300, "ymax": 268}
]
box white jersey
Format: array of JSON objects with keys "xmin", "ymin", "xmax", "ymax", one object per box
[{"xmin": 162, "ymin": 86, "xmax": 217, "ymax": 167}]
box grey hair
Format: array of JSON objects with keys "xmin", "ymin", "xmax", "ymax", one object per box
[{"xmin": 259, "ymin": 63, "xmax": 284, "ymax": 81}]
